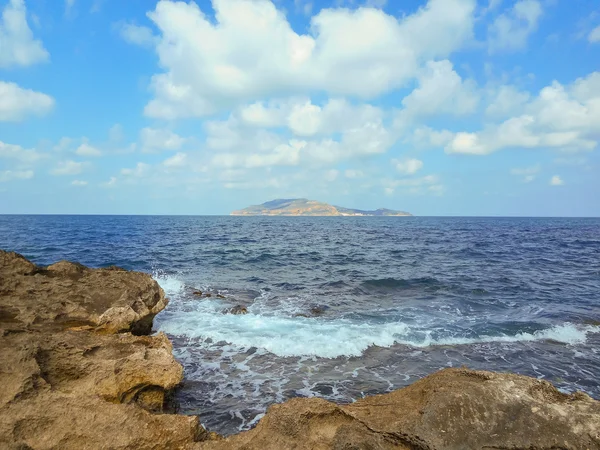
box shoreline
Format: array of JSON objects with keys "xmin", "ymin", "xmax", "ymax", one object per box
[{"xmin": 1, "ymin": 250, "xmax": 599, "ymax": 449}]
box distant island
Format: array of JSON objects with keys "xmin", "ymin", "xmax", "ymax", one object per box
[{"xmin": 230, "ymin": 199, "xmax": 412, "ymax": 216}]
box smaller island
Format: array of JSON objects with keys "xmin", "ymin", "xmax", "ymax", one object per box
[{"xmin": 231, "ymin": 198, "xmax": 412, "ymax": 216}]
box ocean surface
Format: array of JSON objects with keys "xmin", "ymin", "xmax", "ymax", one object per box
[{"xmin": 1, "ymin": 215, "xmax": 599, "ymax": 435}]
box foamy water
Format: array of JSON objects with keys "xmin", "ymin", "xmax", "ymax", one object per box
[{"xmin": 156, "ymin": 274, "xmax": 598, "ymax": 358}]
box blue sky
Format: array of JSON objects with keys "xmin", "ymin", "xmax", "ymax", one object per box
[{"xmin": 0, "ymin": 0, "xmax": 599, "ymax": 216}]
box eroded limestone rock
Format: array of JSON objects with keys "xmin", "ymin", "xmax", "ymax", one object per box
[{"xmin": 0, "ymin": 250, "xmax": 202, "ymax": 450}]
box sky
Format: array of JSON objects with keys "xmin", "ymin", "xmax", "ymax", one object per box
[{"xmin": 0, "ymin": 0, "xmax": 599, "ymax": 216}]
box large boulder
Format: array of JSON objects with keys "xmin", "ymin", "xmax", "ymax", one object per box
[{"xmin": 0, "ymin": 250, "xmax": 203, "ymax": 450}]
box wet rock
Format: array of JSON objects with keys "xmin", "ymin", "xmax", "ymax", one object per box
[
  {"xmin": 309, "ymin": 305, "xmax": 328, "ymax": 316},
  {"xmin": 193, "ymin": 290, "xmax": 203, "ymax": 297},
  {"xmin": 224, "ymin": 305, "xmax": 248, "ymax": 315},
  {"xmin": 216, "ymin": 294, "xmax": 226, "ymax": 299}
]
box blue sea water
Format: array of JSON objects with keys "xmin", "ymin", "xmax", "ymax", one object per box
[{"xmin": 1, "ymin": 215, "xmax": 599, "ymax": 435}]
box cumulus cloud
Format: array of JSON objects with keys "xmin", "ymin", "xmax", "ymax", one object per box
[
  {"xmin": 0, "ymin": 0, "xmax": 49, "ymax": 68},
  {"xmin": 0, "ymin": 169, "xmax": 33, "ymax": 182},
  {"xmin": 589, "ymin": 25, "xmax": 600, "ymax": 43},
  {"xmin": 0, "ymin": 81, "xmax": 54, "ymax": 121},
  {"xmin": 400, "ymin": 60, "xmax": 479, "ymax": 117},
  {"xmin": 121, "ymin": 162, "xmax": 150, "ymax": 177},
  {"xmin": 163, "ymin": 152, "xmax": 187, "ymax": 168},
  {"xmin": 487, "ymin": 0, "xmax": 542, "ymax": 53},
  {"xmin": 344, "ymin": 169, "xmax": 364, "ymax": 179},
  {"xmin": 550, "ymin": 175, "xmax": 564, "ymax": 186},
  {"xmin": 510, "ymin": 164, "xmax": 539, "ymax": 182},
  {"xmin": 0, "ymin": 140, "xmax": 44, "ymax": 163},
  {"xmin": 51, "ymin": 160, "xmax": 87, "ymax": 176},
  {"xmin": 140, "ymin": 127, "xmax": 186, "ymax": 152},
  {"xmin": 101, "ymin": 176, "xmax": 117, "ymax": 188},
  {"xmin": 116, "ymin": 22, "xmax": 157, "ymax": 47},
  {"xmin": 75, "ymin": 142, "xmax": 102, "ymax": 157},
  {"xmin": 445, "ymin": 72, "xmax": 600, "ymax": 155},
  {"xmin": 394, "ymin": 158, "xmax": 424, "ymax": 175},
  {"xmin": 136, "ymin": 0, "xmax": 475, "ymax": 119},
  {"xmin": 383, "ymin": 174, "xmax": 444, "ymax": 196}
]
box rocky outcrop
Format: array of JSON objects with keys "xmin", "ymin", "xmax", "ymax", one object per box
[
  {"xmin": 198, "ymin": 368, "xmax": 600, "ymax": 450},
  {"xmin": 0, "ymin": 250, "xmax": 203, "ymax": 450},
  {"xmin": 1, "ymin": 250, "xmax": 599, "ymax": 450}
]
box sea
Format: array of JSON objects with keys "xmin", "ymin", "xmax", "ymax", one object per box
[{"xmin": 1, "ymin": 215, "xmax": 599, "ymax": 435}]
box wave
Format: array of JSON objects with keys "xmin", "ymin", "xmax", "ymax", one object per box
[
  {"xmin": 155, "ymin": 274, "xmax": 599, "ymax": 359},
  {"xmin": 361, "ymin": 277, "xmax": 441, "ymax": 291}
]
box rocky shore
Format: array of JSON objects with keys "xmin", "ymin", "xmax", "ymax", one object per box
[{"xmin": 1, "ymin": 250, "xmax": 599, "ymax": 450}]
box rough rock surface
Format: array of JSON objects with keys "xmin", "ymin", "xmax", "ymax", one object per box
[
  {"xmin": 2, "ymin": 250, "xmax": 600, "ymax": 450},
  {"xmin": 0, "ymin": 250, "xmax": 202, "ymax": 450},
  {"xmin": 198, "ymin": 368, "xmax": 600, "ymax": 450}
]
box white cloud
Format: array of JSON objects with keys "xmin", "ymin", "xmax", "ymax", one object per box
[
  {"xmin": 550, "ymin": 175, "xmax": 564, "ymax": 186},
  {"xmin": 101, "ymin": 176, "xmax": 117, "ymax": 188},
  {"xmin": 294, "ymin": 0, "xmax": 313, "ymax": 16},
  {"xmin": 410, "ymin": 126, "xmax": 454, "ymax": 149},
  {"xmin": 324, "ymin": 169, "xmax": 339, "ymax": 182},
  {"xmin": 109, "ymin": 124, "xmax": 124, "ymax": 142},
  {"xmin": 140, "ymin": 127, "xmax": 185, "ymax": 152},
  {"xmin": 51, "ymin": 160, "xmax": 87, "ymax": 176},
  {"xmin": 75, "ymin": 142, "xmax": 102, "ymax": 157},
  {"xmin": 510, "ymin": 164, "xmax": 539, "ymax": 182},
  {"xmin": 589, "ymin": 25, "xmax": 600, "ymax": 43},
  {"xmin": 400, "ymin": 60, "xmax": 479, "ymax": 117},
  {"xmin": 445, "ymin": 71, "xmax": 600, "ymax": 155},
  {"xmin": 117, "ymin": 22, "xmax": 157, "ymax": 47},
  {"xmin": 53, "ymin": 137, "xmax": 73, "ymax": 152},
  {"xmin": 141, "ymin": 0, "xmax": 476, "ymax": 118},
  {"xmin": 121, "ymin": 162, "xmax": 150, "ymax": 177},
  {"xmin": 344, "ymin": 169, "xmax": 364, "ymax": 178},
  {"xmin": 207, "ymin": 106, "xmax": 394, "ymax": 169},
  {"xmin": 239, "ymin": 97, "xmax": 384, "ymax": 137},
  {"xmin": 0, "ymin": 81, "xmax": 54, "ymax": 121},
  {"xmin": 71, "ymin": 180, "xmax": 88, "ymax": 186},
  {"xmin": 0, "ymin": 140, "xmax": 44, "ymax": 163},
  {"xmin": 0, "ymin": 169, "xmax": 33, "ymax": 182},
  {"xmin": 65, "ymin": 0, "xmax": 75, "ymax": 14},
  {"xmin": 487, "ymin": 0, "xmax": 542, "ymax": 53},
  {"xmin": 163, "ymin": 152, "xmax": 187, "ymax": 168},
  {"xmin": 394, "ymin": 158, "xmax": 424, "ymax": 175},
  {"xmin": 0, "ymin": 0, "xmax": 49, "ymax": 68},
  {"xmin": 485, "ymin": 84, "xmax": 531, "ymax": 119},
  {"xmin": 383, "ymin": 174, "xmax": 444, "ymax": 196}
]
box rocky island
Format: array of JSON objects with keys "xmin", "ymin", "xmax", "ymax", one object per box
[
  {"xmin": 1, "ymin": 249, "xmax": 599, "ymax": 449},
  {"xmin": 231, "ymin": 198, "xmax": 412, "ymax": 216}
]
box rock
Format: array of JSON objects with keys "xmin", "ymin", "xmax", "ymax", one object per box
[
  {"xmin": 193, "ymin": 290, "xmax": 203, "ymax": 297},
  {"xmin": 0, "ymin": 251, "xmax": 167, "ymax": 335},
  {"xmin": 309, "ymin": 305, "xmax": 328, "ymax": 316},
  {"xmin": 0, "ymin": 250, "xmax": 204, "ymax": 450},
  {"xmin": 196, "ymin": 368, "xmax": 600, "ymax": 450},
  {"xmin": 216, "ymin": 294, "xmax": 225, "ymax": 299},
  {"xmin": 224, "ymin": 305, "xmax": 248, "ymax": 315},
  {"xmin": 2, "ymin": 250, "xmax": 600, "ymax": 450}
]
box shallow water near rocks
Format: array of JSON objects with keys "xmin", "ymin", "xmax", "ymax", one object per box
[{"xmin": 1, "ymin": 215, "xmax": 599, "ymax": 435}]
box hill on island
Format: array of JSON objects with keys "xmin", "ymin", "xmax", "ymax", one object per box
[{"xmin": 230, "ymin": 199, "xmax": 412, "ymax": 216}]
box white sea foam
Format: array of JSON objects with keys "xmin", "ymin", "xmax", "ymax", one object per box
[
  {"xmin": 155, "ymin": 275, "xmax": 600, "ymax": 359},
  {"xmin": 154, "ymin": 273, "xmax": 185, "ymax": 297}
]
